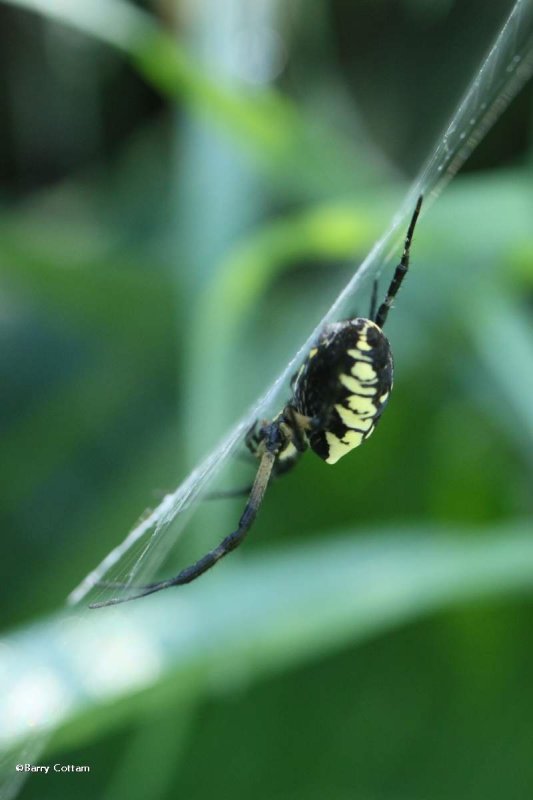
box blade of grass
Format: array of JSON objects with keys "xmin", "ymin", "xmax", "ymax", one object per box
[{"xmin": 2, "ymin": 524, "xmax": 533, "ymax": 762}]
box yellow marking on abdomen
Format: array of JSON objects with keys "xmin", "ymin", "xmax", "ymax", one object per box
[
  {"xmin": 347, "ymin": 349, "xmax": 372, "ymax": 363},
  {"xmin": 325, "ymin": 430, "xmax": 364, "ymax": 464},
  {"xmin": 339, "ymin": 374, "xmax": 377, "ymax": 396},
  {"xmin": 339, "ymin": 394, "xmax": 376, "ymax": 417},
  {"xmin": 350, "ymin": 361, "xmax": 377, "ymax": 382},
  {"xmin": 335, "ymin": 404, "xmax": 373, "ymax": 431}
]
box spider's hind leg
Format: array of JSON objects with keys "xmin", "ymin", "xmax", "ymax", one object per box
[{"xmin": 90, "ymin": 427, "xmax": 284, "ymax": 608}]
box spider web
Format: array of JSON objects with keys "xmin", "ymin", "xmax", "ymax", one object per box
[{"xmin": 69, "ymin": 0, "xmax": 533, "ymax": 608}]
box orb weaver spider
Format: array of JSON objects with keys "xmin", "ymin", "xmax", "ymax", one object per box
[{"xmin": 91, "ymin": 196, "xmax": 423, "ymax": 608}]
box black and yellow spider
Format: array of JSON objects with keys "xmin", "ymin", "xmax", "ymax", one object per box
[{"xmin": 91, "ymin": 196, "xmax": 423, "ymax": 608}]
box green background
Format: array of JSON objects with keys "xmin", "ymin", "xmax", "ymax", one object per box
[{"xmin": 1, "ymin": 0, "xmax": 533, "ymax": 798}]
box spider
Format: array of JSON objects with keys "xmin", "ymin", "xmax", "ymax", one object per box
[{"xmin": 90, "ymin": 195, "xmax": 423, "ymax": 608}]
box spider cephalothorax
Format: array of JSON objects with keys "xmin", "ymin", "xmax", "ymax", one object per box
[{"xmin": 91, "ymin": 196, "xmax": 422, "ymax": 608}]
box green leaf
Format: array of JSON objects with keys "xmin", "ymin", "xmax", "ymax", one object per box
[{"xmin": 2, "ymin": 524, "xmax": 533, "ymax": 760}]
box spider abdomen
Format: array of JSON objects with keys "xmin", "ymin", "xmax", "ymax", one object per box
[{"xmin": 293, "ymin": 318, "xmax": 393, "ymax": 464}]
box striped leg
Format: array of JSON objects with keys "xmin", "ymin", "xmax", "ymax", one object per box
[{"xmin": 374, "ymin": 195, "xmax": 423, "ymax": 330}]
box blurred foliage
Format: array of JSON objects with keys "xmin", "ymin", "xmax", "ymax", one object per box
[{"xmin": 0, "ymin": 1, "xmax": 532, "ymax": 799}]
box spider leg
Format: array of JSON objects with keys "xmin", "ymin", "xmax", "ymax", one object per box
[
  {"xmin": 90, "ymin": 447, "xmax": 278, "ymax": 608},
  {"xmin": 374, "ymin": 195, "xmax": 423, "ymax": 330},
  {"xmin": 205, "ymin": 449, "xmax": 300, "ymax": 500},
  {"xmin": 207, "ymin": 413, "xmax": 297, "ymax": 501},
  {"xmin": 369, "ymin": 279, "xmax": 378, "ymax": 321},
  {"xmin": 206, "ymin": 465, "xmax": 297, "ymax": 502}
]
